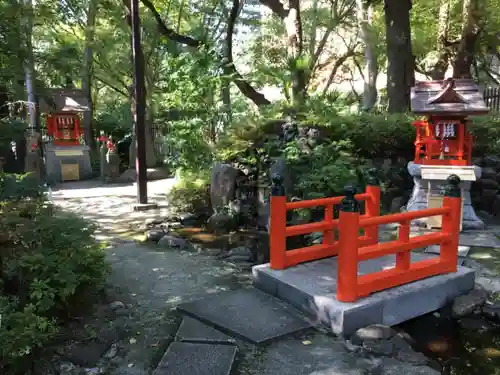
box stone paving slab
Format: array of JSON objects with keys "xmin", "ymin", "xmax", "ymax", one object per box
[
  {"xmin": 177, "ymin": 287, "xmax": 312, "ymax": 344},
  {"xmin": 152, "ymin": 342, "xmax": 237, "ymax": 375},
  {"xmin": 411, "ymin": 228, "xmax": 500, "ymax": 248},
  {"xmin": 253, "ymin": 254, "xmax": 475, "ymax": 336},
  {"xmin": 175, "ymin": 316, "xmax": 235, "ymax": 344}
]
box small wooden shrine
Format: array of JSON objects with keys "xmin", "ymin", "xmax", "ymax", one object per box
[
  {"xmin": 39, "ymin": 88, "xmax": 92, "ymax": 182},
  {"xmin": 410, "ymin": 78, "xmax": 489, "ymax": 166},
  {"xmin": 407, "ymin": 78, "xmax": 488, "ymax": 230}
]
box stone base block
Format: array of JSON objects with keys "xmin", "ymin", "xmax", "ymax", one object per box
[
  {"xmin": 406, "ymin": 162, "xmax": 484, "ymax": 230},
  {"xmin": 133, "ymin": 203, "xmax": 158, "ymax": 211},
  {"xmin": 252, "ymin": 254, "xmax": 475, "ymax": 336},
  {"xmin": 45, "ymin": 144, "xmax": 92, "ymax": 183},
  {"xmin": 119, "ymin": 167, "xmax": 172, "ymax": 182}
]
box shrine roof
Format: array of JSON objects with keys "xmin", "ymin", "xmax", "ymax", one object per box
[
  {"xmin": 39, "ymin": 88, "xmax": 89, "ymax": 113},
  {"xmin": 411, "ymin": 78, "xmax": 489, "ymax": 116}
]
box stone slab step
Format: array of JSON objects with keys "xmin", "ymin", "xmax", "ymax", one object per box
[
  {"xmin": 175, "ymin": 316, "xmax": 235, "ymax": 344},
  {"xmin": 152, "ymin": 342, "xmax": 237, "ymax": 375},
  {"xmin": 176, "ymin": 287, "xmax": 312, "ymax": 344}
]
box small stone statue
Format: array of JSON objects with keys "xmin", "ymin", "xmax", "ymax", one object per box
[
  {"xmin": 24, "ymin": 131, "xmax": 42, "ymax": 182},
  {"xmin": 105, "ymin": 136, "xmax": 120, "ymax": 180}
]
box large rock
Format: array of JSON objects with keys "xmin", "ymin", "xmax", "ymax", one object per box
[
  {"xmin": 158, "ymin": 235, "xmax": 190, "ymax": 249},
  {"xmin": 210, "ymin": 163, "xmax": 241, "ymax": 213},
  {"xmin": 481, "ymin": 167, "xmax": 497, "ymax": 180},
  {"xmin": 483, "ymin": 155, "xmax": 500, "ymax": 168},
  {"xmin": 206, "ymin": 212, "xmax": 238, "ymax": 234},
  {"xmin": 479, "ymin": 178, "xmax": 500, "ymax": 190},
  {"xmin": 452, "ymin": 288, "xmax": 488, "ymax": 318}
]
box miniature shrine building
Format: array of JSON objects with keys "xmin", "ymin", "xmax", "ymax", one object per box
[
  {"xmin": 39, "ymin": 88, "xmax": 93, "ymax": 183},
  {"xmin": 406, "ymin": 78, "xmax": 488, "ymax": 230},
  {"xmin": 410, "ymin": 78, "xmax": 489, "ymax": 166}
]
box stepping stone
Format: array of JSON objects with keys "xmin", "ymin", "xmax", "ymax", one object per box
[
  {"xmin": 458, "ymin": 231, "xmax": 500, "ymax": 248},
  {"xmin": 153, "ymin": 342, "xmax": 237, "ymax": 375},
  {"xmin": 425, "ymin": 244, "xmax": 470, "ymax": 265},
  {"xmin": 175, "ymin": 316, "xmax": 235, "ymax": 344},
  {"xmin": 177, "ymin": 287, "xmax": 312, "ymax": 344}
]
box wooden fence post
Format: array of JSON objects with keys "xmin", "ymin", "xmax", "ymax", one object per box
[
  {"xmin": 441, "ymin": 174, "xmax": 462, "ymax": 272},
  {"xmin": 269, "ymin": 173, "xmax": 287, "ymax": 270},
  {"xmin": 337, "ymin": 186, "xmax": 360, "ymax": 302},
  {"xmin": 365, "ymin": 168, "xmax": 380, "ymax": 246}
]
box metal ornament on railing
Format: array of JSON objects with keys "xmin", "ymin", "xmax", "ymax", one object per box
[
  {"xmin": 445, "ymin": 174, "xmax": 461, "ymax": 198},
  {"xmin": 339, "ymin": 186, "xmax": 359, "ymax": 213}
]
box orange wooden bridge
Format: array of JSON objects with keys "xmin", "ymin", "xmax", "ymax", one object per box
[{"xmin": 268, "ymin": 170, "xmax": 462, "ymax": 303}]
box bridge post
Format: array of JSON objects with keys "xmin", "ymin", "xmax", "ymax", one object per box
[
  {"xmin": 269, "ymin": 173, "xmax": 287, "ymax": 270},
  {"xmin": 337, "ymin": 186, "xmax": 360, "ymax": 302},
  {"xmin": 365, "ymin": 168, "xmax": 380, "ymax": 245},
  {"xmin": 441, "ymin": 174, "xmax": 462, "ymax": 272}
]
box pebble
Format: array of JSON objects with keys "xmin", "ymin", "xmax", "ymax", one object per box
[
  {"xmin": 109, "ymin": 301, "xmax": 126, "ymax": 311},
  {"xmin": 362, "ymin": 339, "xmax": 394, "ymax": 356},
  {"xmin": 351, "ymin": 324, "xmax": 396, "ymax": 345}
]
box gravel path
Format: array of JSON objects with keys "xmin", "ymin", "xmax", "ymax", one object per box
[{"xmin": 51, "ymin": 179, "xmax": 177, "ymax": 243}]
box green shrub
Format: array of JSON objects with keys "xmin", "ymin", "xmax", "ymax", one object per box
[
  {"xmin": 0, "ymin": 118, "xmax": 28, "ymax": 149},
  {"xmin": 167, "ymin": 170, "xmax": 211, "ymax": 213},
  {"xmin": 0, "ymin": 173, "xmax": 110, "ymax": 374},
  {"xmin": 468, "ymin": 114, "xmax": 500, "ymax": 156},
  {"xmin": 213, "ymin": 105, "xmax": 500, "ymax": 201}
]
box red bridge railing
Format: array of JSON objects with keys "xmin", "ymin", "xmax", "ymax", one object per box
[
  {"xmin": 269, "ymin": 169, "xmax": 381, "ymax": 270},
  {"xmin": 269, "ymin": 172, "xmax": 462, "ymax": 303}
]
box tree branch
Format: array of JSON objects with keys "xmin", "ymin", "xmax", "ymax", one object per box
[
  {"xmin": 94, "ymin": 76, "xmax": 129, "ymax": 97},
  {"xmin": 258, "ymin": 0, "xmax": 288, "ymax": 18},
  {"xmin": 225, "ymin": 0, "xmax": 271, "ymax": 105},
  {"xmin": 321, "ymin": 50, "xmax": 357, "ymax": 95},
  {"xmin": 141, "ymin": 0, "xmax": 270, "ymax": 106},
  {"xmin": 140, "ymin": 0, "xmax": 202, "ymax": 47}
]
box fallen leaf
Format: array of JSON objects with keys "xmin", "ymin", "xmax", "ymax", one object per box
[{"xmin": 302, "ymin": 340, "xmax": 312, "ymax": 345}]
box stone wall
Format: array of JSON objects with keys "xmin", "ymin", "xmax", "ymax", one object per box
[{"xmin": 471, "ymin": 155, "xmax": 500, "ymax": 216}]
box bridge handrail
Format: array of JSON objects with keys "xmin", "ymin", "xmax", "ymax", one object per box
[
  {"xmin": 269, "ymin": 169, "xmax": 381, "ymax": 270},
  {"xmin": 336, "ymin": 174, "xmax": 462, "ymax": 302}
]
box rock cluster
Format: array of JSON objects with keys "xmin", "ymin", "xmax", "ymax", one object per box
[
  {"xmin": 143, "ymin": 214, "xmax": 270, "ymax": 266},
  {"xmin": 144, "ymin": 213, "xmax": 200, "ymax": 250},
  {"xmin": 451, "ymin": 285, "xmax": 500, "ymax": 333}
]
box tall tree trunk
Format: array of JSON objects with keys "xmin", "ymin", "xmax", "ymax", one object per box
[
  {"xmin": 286, "ymin": 0, "xmax": 306, "ymax": 107},
  {"xmin": 384, "ymin": 0, "xmax": 414, "ymax": 113},
  {"xmin": 220, "ymin": 77, "xmax": 231, "ymax": 126},
  {"xmin": 82, "ymin": 0, "xmax": 98, "ymax": 150},
  {"xmin": 129, "ymin": 87, "xmax": 155, "ymax": 168},
  {"xmin": 22, "ymin": 0, "xmax": 40, "ymax": 131},
  {"xmin": 123, "ymin": 0, "xmax": 156, "ymax": 169},
  {"xmin": 452, "ymin": 0, "xmax": 482, "ymax": 78},
  {"xmin": 357, "ymin": 0, "xmax": 378, "ymax": 111},
  {"xmin": 144, "ymin": 91, "xmax": 156, "ymax": 167}
]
